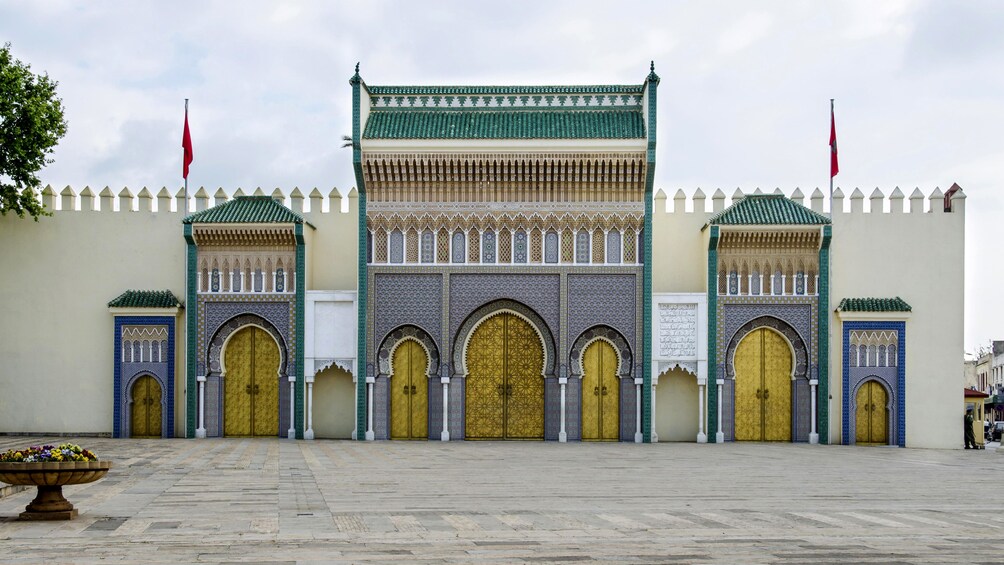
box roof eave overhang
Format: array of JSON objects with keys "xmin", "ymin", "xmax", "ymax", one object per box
[
  {"xmin": 834, "ymin": 310, "xmax": 912, "ymax": 321},
  {"xmin": 109, "ymin": 306, "xmax": 183, "ymax": 316}
]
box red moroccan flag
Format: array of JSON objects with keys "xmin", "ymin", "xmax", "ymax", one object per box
[
  {"xmin": 182, "ymin": 107, "xmax": 194, "ymax": 179},
  {"xmin": 829, "ymin": 104, "xmax": 838, "ymax": 178}
]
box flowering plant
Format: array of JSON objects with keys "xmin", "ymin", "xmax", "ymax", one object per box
[{"xmin": 0, "ymin": 443, "xmax": 98, "ymax": 463}]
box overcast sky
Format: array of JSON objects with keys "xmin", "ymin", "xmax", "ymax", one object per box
[{"xmin": 3, "ymin": 1, "xmax": 1001, "ymax": 353}]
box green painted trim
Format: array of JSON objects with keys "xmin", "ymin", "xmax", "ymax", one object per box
[
  {"xmin": 707, "ymin": 226, "xmax": 720, "ymax": 441},
  {"xmin": 641, "ymin": 73, "xmax": 658, "ymax": 443},
  {"xmin": 295, "ymin": 223, "xmax": 305, "ymax": 439},
  {"xmin": 817, "ymin": 225, "xmax": 832, "ymax": 444},
  {"xmin": 368, "ymin": 84, "xmax": 645, "ymax": 96},
  {"xmin": 351, "ymin": 68, "xmax": 369, "ymax": 440},
  {"xmin": 367, "ymin": 105, "xmax": 644, "ymax": 113},
  {"xmin": 184, "ymin": 223, "xmax": 197, "ymax": 438}
]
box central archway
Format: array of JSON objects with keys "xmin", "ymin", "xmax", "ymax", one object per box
[
  {"xmin": 734, "ymin": 327, "xmax": 792, "ymax": 442},
  {"xmin": 464, "ymin": 312, "xmax": 545, "ymax": 440}
]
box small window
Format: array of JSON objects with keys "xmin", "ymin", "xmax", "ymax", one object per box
[
  {"xmin": 544, "ymin": 231, "xmax": 559, "ymax": 264},
  {"xmin": 514, "ymin": 230, "xmax": 527, "ymax": 263},
  {"xmin": 133, "ymin": 341, "xmax": 142, "ymax": 363},
  {"xmin": 152, "ymin": 340, "xmax": 160, "ymax": 363},
  {"xmin": 482, "ymin": 229, "xmax": 496, "ymax": 264},
  {"xmin": 849, "ymin": 345, "xmax": 858, "ymax": 368},
  {"xmin": 389, "ymin": 229, "xmax": 404, "ymax": 264},
  {"xmin": 123, "ymin": 340, "xmax": 131, "ymax": 363},
  {"xmin": 575, "ymin": 230, "xmax": 590, "ymax": 264},
  {"xmin": 451, "ymin": 231, "xmax": 466, "ymax": 263},
  {"xmin": 231, "ymin": 269, "xmax": 241, "ymax": 292},
  {"xmin": 773, "ymin": 270, "xmax": 783, "ymax": 295},
  {"xmin": 254, "ymin": 269, "xmax": 263, "ymax": 292},
  {"xmin": 606, "ymin": 230, "xmax": 621, "ymax": 264},
  {"xmin": 888, "ymin": 344, "xmax": 897, "ymax": 367},
  {"xmin": 878, "ymin": 345, "xmax": 887, "ymax": 367},
  {"xmin": 421, "ymin": 230, "xmax": 435, "ymax": 263},
  {"xmin": 161, "ymin": 340, "xmax": 168, "ymax": 363},
  {"xmin": 751, "ymin": 271, "xmax": 761, "ymax": 295}
]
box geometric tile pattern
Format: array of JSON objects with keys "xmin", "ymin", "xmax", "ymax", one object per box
[{"xmin": 842, "ymin": 320, "xmax": 906, "ymax": 447}]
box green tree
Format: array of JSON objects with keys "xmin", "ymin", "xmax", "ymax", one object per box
[{"xmin": 0, "ymin": 43, "xmax": 67, "ymax": 220}]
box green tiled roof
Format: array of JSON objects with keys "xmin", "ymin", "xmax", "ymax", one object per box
[
  {"xmin": 183, "ymin": 196, "xmax": 305, "ymax": 224},
  {"xmin": 837, "ymin": 297, "xmax": 912, "ymax": 312},
  {"xmin": 363, "ymin": 110, "xmax": 645, "ymax": 140},
  {"xmin": 108, "ymin": 290, "xmax": 182, "ymax": 309},
  {"xmin": 367, "ymin": 85, "xmax": 644, "ymax": 95},
  {"xmin": 707, "ymin": 194, "xmax": 831, "ymax": 226}
]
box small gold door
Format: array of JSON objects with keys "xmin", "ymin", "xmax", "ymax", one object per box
[
  {"xmin": 465, "ymin": 313, "xmax": 544, "ymax": 440},
  {"xmin": 390, "ymin": 340, "xmax": 429, "ymax": 440},
  {"xmin": 855, "ymin": 381, "xmax": 888, "ymax": 444},
  {"xmin": 130, "ymin": 375, "xmax": 162, "ymax": 437},
  {"xmin": 224, "ymin": 326, "xmax": 280, "ymax": 437},
  {"xmin": 582, "ymin": 340, "xmax": 620, "ymax": 441},
  {"xmin": 734, "ymin": 328, "xmax": 792, "ymax": 441}
]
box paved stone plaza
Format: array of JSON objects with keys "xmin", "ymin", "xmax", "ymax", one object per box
[{"xmin": 1, "ymin": 438, "xmax": 1002, "ymax": 563}]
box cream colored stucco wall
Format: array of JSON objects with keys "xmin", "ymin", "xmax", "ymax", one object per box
[
  {"xmin": 829, "ymin": 192, "xmax": 966, "ymax": 449},
  {"xmin": 651, "ymin": 191, "xmax": 711, "ymax": 293},
  {"xmin": 304, "ymin": 190, "xmax": 358, "ymax": 291},
  {"xmin": 0, "ymin": 200, "xmax": 187, "ymax": 434},
  {"xmin": 311, "ymin": 366, "xmax": 355, "ymax": 438},
  {"xmin": 655, "ymin": 368, "xmax": 700, "ymax": 441}
]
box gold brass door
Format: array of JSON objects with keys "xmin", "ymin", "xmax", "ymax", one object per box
[
  {"xmin": 855, "ymin": 381, "xmax": 888, "ymax": 444},
  {"xmin": 390, "ymin": 340, "xmax": 429, "ymax": 440},
  {"xmin": 130, "ymin": 375, "xmax": 162, "ymax": 437},
  {"xmin": 582, "ymin": 340, "xmax": 620, "ymax": 441},
  {"xmin": 465, "ymin": 313, "xmax": 544, "ymax": 440},
  {"xmin": 224, "ymin": 326, "xmax": 280, "ymax": 437},
  {"xmin": 734, "ymin": 328, "xmax": 792, "ymax": 441}
]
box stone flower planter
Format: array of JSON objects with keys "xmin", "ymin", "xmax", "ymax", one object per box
[{"xmin": 0, "ymin": 460, "xmax": 112, "ymax": 520}]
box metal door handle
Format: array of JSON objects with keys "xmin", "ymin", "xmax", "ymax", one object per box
[
  {"xmin": 403, "ymin": 385, "xmax": 410, "ymax": 395},
  {"xmin": 254, "ymin": 384, "xmax": 260, "ymax": 394},
  {"xmin": 246, "ymin": 384, "xmax": 252, "ymax": 395},
  {"xmin": 756, "ymin": 388, "xmax": 762, "ymax": 399},
  {"xmin": 601, "ymin": 386, "xmax": 608, "ymax": 396},
  {"xmin": 506, "ymin": 384, "xmax": 512, "ymax": 397},
  {"xmin": 497, "ymin": 384, "xmax": 504, "ymax": 397},
  {"xmin": 411, "ymin": 385, "xmax": 417, "ymax": 394},
  {"xmin": 594, "ymin": 386, "xmax": 600, "ymax": 396},
  {"xmin": 763, "ymin": 389, "xmax": 769, "ymax": 400}
]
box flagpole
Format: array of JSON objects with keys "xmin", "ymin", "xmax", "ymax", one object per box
[
  {"xmin": 184, "ymin": 98, "xmax": 189, "ymax": 213},
  {"xmin": 829, "ymin": 98, "xmax": 834, "ymax": 217}
]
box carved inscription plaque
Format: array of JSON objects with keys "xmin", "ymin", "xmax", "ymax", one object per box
[{"xmin": 659, "ymin": 303, "xmax": 697, "ymax": 358}]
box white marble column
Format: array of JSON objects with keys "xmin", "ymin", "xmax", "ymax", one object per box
[
  {"xmin": 287, "ymin": 376, "xmax": 296, "ymax": 439},
  {"xmin": 697, "ymin": 377, "xmax": 707, "ymax": 443},
  {"xmin": 305, "ymin": 374, "xmax": 315, "ymax": 440},
  {"xmin": 716, "ymin": 378, "xmax": 725, "ymax": 443},
  {"xmin": 651, "ymin": 375, "xmax": 659, "ymax": 443},
  {"xmin": 809, "ymin": 378, "xmax": 819, "ymax": 444},
  {"xmin": 351, "ymin": 371, "xmax": 358, "ymax": 441},
  {"xmin": 441, "ymin": 376, "xmax": 450, "ymax": 441},
  {"xmin": 558, "ymin": 377, "xmax": 568, "ymax": 442},
  {"xmin": 634, "ymin": 377, "xmax": 643, "ymax": 443},
  {"xmin": 196, "ymin": 375, "xmax": 207, "ymax": 438},
  {"xmin": 365, "ymin": 376, "xmax": 375, "ymax": 441}
]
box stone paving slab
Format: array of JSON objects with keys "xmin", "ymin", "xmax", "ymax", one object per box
[{"xmin": 0, "ymin": 437, "xmax": 1001, "ymax": 563}]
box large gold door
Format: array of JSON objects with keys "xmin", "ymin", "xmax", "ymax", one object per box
[
  {"xmin": 465, "ymin": 313, "xmax": 544, "ymax": 440},
  {"xmin": 390, "ymin": 340, "xmax": 429, "ymax": 440},
  {"xmin": 224, "ymin": 326, "xmax": 280, "ymax": 437},
  {"xmin": 734, "ymin": 328, "xmax": 792, "ymax": 441},
  {"xmin": 855, "ymin": 381, "xmax": 888, "ymax": 444},
  {"xmin": 582, "ymin": 340, "xmax": 620, "ymax": 441},
  {"xmin": 130, "ymin": 375, "xmax": 162, "ymax": 437}
]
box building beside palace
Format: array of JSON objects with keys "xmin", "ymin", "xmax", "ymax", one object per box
[{"xmin": 0, "ymin": 65, "xmax": 966, "ymax": 448}]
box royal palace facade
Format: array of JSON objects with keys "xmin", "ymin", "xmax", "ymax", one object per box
[{"xmin": 0, "ymin": 66, "xmax": 966, "ymax": 448}]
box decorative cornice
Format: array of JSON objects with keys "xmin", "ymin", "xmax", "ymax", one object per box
[{"xmin": 192, "ymin": 225, "xmax": 298, "ymax": 246}]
